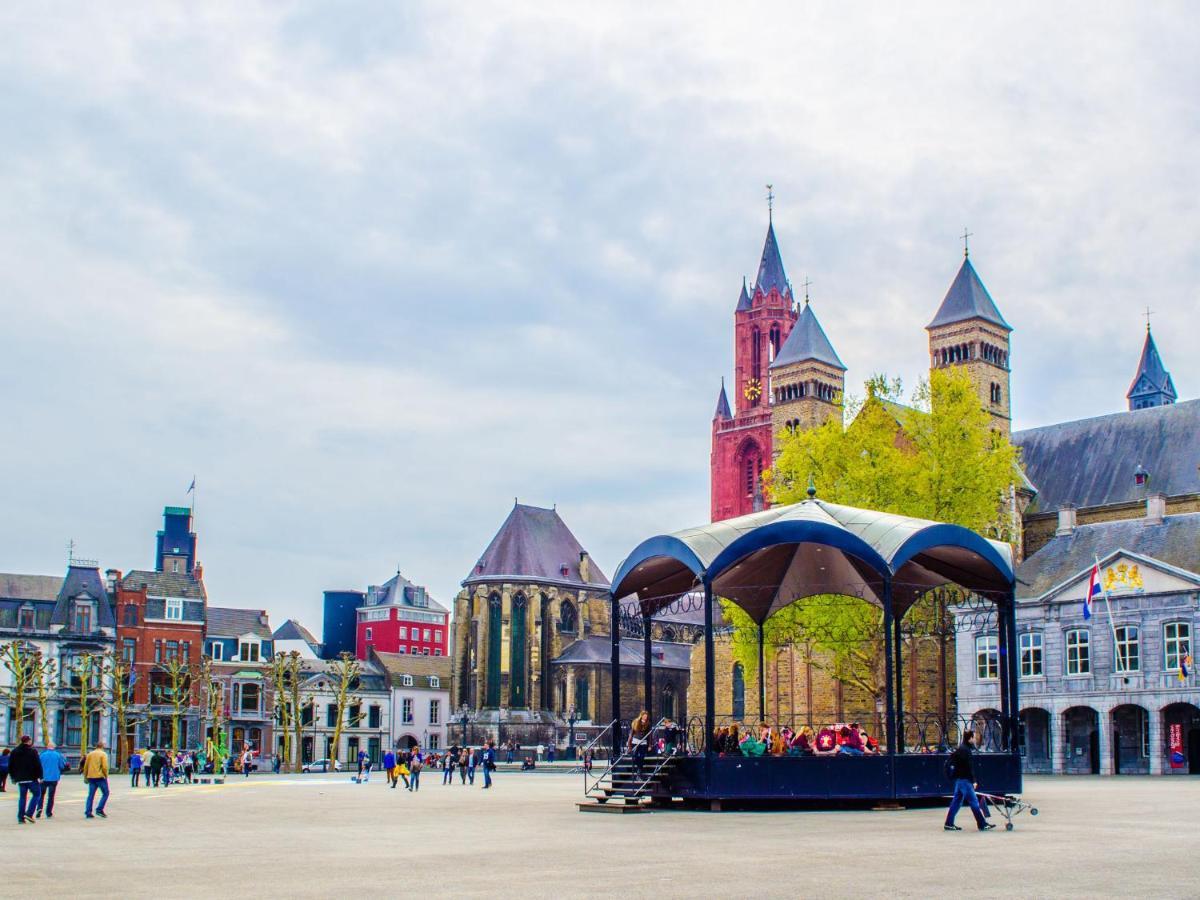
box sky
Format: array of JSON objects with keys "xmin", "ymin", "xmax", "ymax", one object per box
[{"xmin": 2, "ymin": 2, "xmax": 1197, "ymax": 633}]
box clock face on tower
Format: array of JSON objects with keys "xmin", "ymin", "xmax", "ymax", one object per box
[{"xmin": 743, "ymin": 378, "xmax": 762, "ymax": 402}]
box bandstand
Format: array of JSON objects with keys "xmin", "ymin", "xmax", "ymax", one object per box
[{"xmin": 603, "ymin": 493, "xmax": 1021, "ymax": 804}]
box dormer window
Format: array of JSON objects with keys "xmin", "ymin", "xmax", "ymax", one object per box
[
  {"xmin": 239, "ymin": 641, "xmax": 261, "ymax": 663},
  {"xmin": 429, "ymin": 676, "xmax": 440, "ymax": 688},
  {"xmin": 165, "ymin": 598, "xmax": 183, "ymax": 621},
  {"xmin": 18, "ymin": 606, "xmax": 35, "ymax": 631},
  {"xmin": 73, "ymin": 600, "xmax": 93, "ymax": 633},
  {"xmin": 1134, "ymin": 464, "xmax": 1149, "ymax": 487},
  {"xmin": 402, "ymin": 674, "xmax": 414, "ymax": 686}
]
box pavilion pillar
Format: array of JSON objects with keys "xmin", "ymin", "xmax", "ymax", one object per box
[
  {"xmin": 703, "ymin": 579, "xmax": 715, "ymax": 761},
  {"xmin": 893, "ymin": 609, "xmax": 905, "ymax": 753},
  {"xmin": 757, "ymin": 622, "xmax": 766, "ymax": 724},
  {"xmin": 610, "ymin": 592, "xmax": 621, "ymax": 758},
  {"xmin": 882, "ymin": 578, "xmax": 896, "ymax": 759},
  {"xmin": 643, "ymin": 613, "xmax": 654, "ymax": 721}
]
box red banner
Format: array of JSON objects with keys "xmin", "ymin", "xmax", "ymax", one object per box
[{"xmin": 1169, "ymin": 723, "xmax": 1185, "ymax": 769}]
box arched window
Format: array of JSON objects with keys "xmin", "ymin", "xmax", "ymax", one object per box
[
  {"xmin": 751, "ymin": 327, "xmax": 762, "ymax": 381},
  {"xmin": 732, "ymin": 663, "xmax": 745, "ymax": 720},
  {"xmin": 558, "ymin": 678, "xmax": 567, "ymax": 712},
  {"xmin": 559, "ymin": 599, "xmax": 577, "ymax": 633},
  {"xmin": 486, "ymin": 594, "xmax": 502, "ymax": 707},
  {"xmin": 662, "ymin": 627, "xmax": 677, "ymax": 643},
  {"xmin": 576, "ymin": 676, "xmax": 589, "ymax": 719},
  {"xmin": 744, "ymin": 457, "xmax": 756, "ymax": 495},
  {"xmin": 510, "ymin": 593, "xmax": 527, "ymax": 708}
]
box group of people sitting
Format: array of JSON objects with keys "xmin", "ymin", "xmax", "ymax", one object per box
[{"xmin": 714, "ymin": 722, "xmax": 880, "ymax": 757}]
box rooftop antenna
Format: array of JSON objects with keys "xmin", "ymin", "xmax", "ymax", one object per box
[
  {"xmin": 766, "ymin": 184, "xmax": 774, "ymax": 223},
  {"xmin": 961, "ymin": 227, "xmax": 973, "ymax": 259},
  {"xmin": 67, "ymin": 538, "xmax": 75, "ymax": 565}
]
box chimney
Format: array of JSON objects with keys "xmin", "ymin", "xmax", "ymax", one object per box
[
  {"xmin": 105, "ymin": 568, "xmax": 122, "ymax": 595},
  {"xmin": 578, "ymin": 551, "xmax": 591, "ymax": 583},
  {"xmin": 193, "ymin": 562, "xmax": 204, "ymax": 582},
  {"xmin": 1146, "ymin": 493, "xmax": 1166, "ymax": 525},
  {"xmin": 1055, "ymin": 506, "xmax": 1077, "ymax": 536}
]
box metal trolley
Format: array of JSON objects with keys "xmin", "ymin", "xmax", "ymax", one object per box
[{"xmin": 979, "ymin": 792, "xmax": 1039, "ymax": 831}]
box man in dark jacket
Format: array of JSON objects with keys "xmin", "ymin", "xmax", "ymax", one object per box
[
  {"xmin": 944, "ymin": 730, "xmax": 995, "ymax": 831},
  {"xmin": 9, "ymin": 735, "xmax": 43, "ymax": 825}
]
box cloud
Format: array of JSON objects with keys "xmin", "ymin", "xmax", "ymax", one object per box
[{"xmin": 1, "ymin": 2, "xmax": 1197, "ymax": 628}]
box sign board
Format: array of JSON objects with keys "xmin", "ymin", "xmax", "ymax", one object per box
[{"xmin": 1169, "ymin": 723, "xmax": 1186, "ymax": 769}]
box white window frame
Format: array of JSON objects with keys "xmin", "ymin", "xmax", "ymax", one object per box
[
  {"xmin": 165, "ymin": 598, "xmax": 183, "ymax": 621},
  {"xmin": 397, "ymin": 646, "xmax": 407, "ymax": 655},
  {"xmin": 423, "ymin": 629, "xmax": 432, "ymax": 641},
  {"xmin": 1019, "ymin": 632, "xmax": 1043, "ymax": 679},
  {"xmin": 365, "ymin": 627, "xmax": 372, "ymax": 641},
  {"xmin": 398, "ymin": 626, "xmax": 407, "ymax": 638},
  {"xmin": 209, "ymin": 642, "xmax": 224, "ymax": 661},
  {"xmin": 1065, "ymin": 629, "xmax": 1090, "ymax": 676},
  {"xmin": 429, "ymin": 676, "xmax": 440, "ymax": 688},
  {"xmin": 401, "ymin": 674, "xmax": 414, "ymax": 686},
  {"xmin": 401, "ymin": 697, "xmax": 414, "ymax": 724},
  {"xmin": 429, "ymin": 699, "xmax": 440, "ymax": 724},
  {"xmin": 975, "ymin": 634, "xmax": 999, "ymax": 680},
  {"xmin": 1114, "ymin": 625, "xmax": 1140, "ymax": 673},
  {"xmin": 239, "ymin": 641, "xmax": 260, "ymax": 663},
  {"xmin": 1164, "ymin": 622, "xmax": 1191, "ymax": 671}
]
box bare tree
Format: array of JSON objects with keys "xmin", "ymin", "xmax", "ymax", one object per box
[
  {"xmin": 154, "ymin": 657, "xmax": 193, "ymax": 751},
  {"xmin": 70, "ymin": 653, "xmax": 99, "ymax": 757},
  {"xmin": 269, "ymin": 651, "xmax": 304, "ymax": 772},
  {"xmin": 198, "ymin": 657, "xmax": 227, "ymax": 770},
  {"xmin": 100, "ymin": 650, "xmax": 141, "ymax": 770},
  {"xmin": 327, "ymin": 653, "xmax": 362, "ymax": 766},
  {"xmin": 33, "ymin": 653, "xmax": 58, "ymax": 747},
  {"xmin": 0, "ymin": 641, "xmax": 38, "ymax": 740}
]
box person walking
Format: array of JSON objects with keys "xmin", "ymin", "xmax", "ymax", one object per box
[
  {"xmin": 241, "ymin": 748, "xmax": 253, "ymax": 778},
  {"xmin": 410, "ymin": 750, "xmax": 422, "ymax": 792},
  {"xmin": 383, "ymin": 748, "xmax": 397, "ymax": 788},
  {"xmin": 82, "ymin": 740, "xmax": 110, "ymax": 820},
  {"xmin": 184, "ymin": 751, "xmax": 195, "ymax": 783},
  {"xmin": 466, "ymin": 748, "xmax": 477, "ymax": 785},
  {"xmin": 442, "ymin": 749, "xmax": 455, "ymax": 785},
  {"xmin": 396, "ymin": 750, "xmax": 411, "ymax": 790},
  {"xmin": 149, "ymin": 749, "xmax": 163, "ymax": 787},
  {"xmin": 129, "ymin": 749, "xmax": 144, "ymax": 787},
  {"xmin": 458, "ymin": 747, "xmax": 469, "ymax": 784},
  {"xmin": 9, "ymin": 735, "xmax": 43, "ymax": 824},
  {"xmin": 0, "ymin": 747, "xmax": 10, "ymax": 792},
  {"xmin": 481, "ymin": 740, "xmax": 496, "ymax": 790},
  {"xmin": 944, "ymin": 730, "xmax": 995, "ymax": 832},
  {"xmin": 35, "ymin": 741, "xmax": 68, "ymax": 819},
  {"xmin": 356, "ymin": 749, "xmax": 367, "ymax": 782},
  {"xmin": 628, "ymin": 710, "xmax": 652, "ymax": 776}
]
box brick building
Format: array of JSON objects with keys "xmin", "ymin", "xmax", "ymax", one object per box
[
  {"xmin": 205, "ymin": 606, "xmax": 274, "ymax": 758},
  {"xmin": 357, "ymin": 572, "xmax": 448, "ymax": 660}
]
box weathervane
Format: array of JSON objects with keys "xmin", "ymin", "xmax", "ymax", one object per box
[
  {"xmin": 961, "ymin": 227, "xmax": 973, "ymax": 258},
  {"xmin": 1144, "ymin": 305, "xmax": 1154, "ymax": 332},
  {"xmin": 766, "ymin": 184, "xmax": 774, "ymax": 221},
  {"xmin": 801, "ymin": 276, "xmax": 813, "ymax": 306}
]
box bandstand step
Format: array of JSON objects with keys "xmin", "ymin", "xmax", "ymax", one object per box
[{"xmin": 578, "ymin": 800, "xmax": 647, "ymax": 814}]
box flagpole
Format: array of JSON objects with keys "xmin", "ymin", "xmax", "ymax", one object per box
[{"xmin": 1094, "ymin": 554, "xmax": 1124, "ymax": 673}]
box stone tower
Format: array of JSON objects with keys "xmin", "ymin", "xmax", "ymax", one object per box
[
  {"xmin": 769, "ymin": 300, "xmax": 845, "ymax": 444},
  {"xmin": 1126, "ymin": 325, "xmax": 1177, "ymax": 410},
  {"xmin": 711, "ymin": 213, "xmax": 799, "ymax": 521},
  {"xmin": 926, "ymin": 253, "xmax": 1012, "ymax": 434}
]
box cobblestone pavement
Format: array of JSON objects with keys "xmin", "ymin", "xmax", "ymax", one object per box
[{"xmin": 3, "ymin": 773, "xmax": 1196, "ymax": 898}]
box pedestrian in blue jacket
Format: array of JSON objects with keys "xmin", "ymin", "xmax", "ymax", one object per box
[{"xmin": 35, "ymin": 742, "xmax": 68, "ymax": 818}]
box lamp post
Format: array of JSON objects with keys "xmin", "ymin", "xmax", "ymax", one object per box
[
  {"xmin": 567, "ymin": 707, "xmax": 578, "ymax": 761},
  {"xmin": 458, "ymin": 704, "xmax": 470, "ymax": 748}
]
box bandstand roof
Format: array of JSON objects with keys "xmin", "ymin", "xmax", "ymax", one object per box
[{"xmin": 610, "ymin": 498, "xmax": 1014, "ymax": 623}]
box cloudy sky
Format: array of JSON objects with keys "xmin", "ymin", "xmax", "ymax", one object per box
[{"xmin": 2, "ymin": 3, "xmax": 1197, "ymax": 630}]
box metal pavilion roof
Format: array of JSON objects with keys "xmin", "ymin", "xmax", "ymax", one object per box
[{"xmin": 610, "ymin": 497, "xmax": 1014, "ymax": 623}]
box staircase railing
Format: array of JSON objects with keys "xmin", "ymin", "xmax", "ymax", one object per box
[{"xmin": 583, "ymin": 717, "xmax": 670, "ymax": 799}]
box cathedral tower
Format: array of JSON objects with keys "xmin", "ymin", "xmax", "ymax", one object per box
[
  {"xmin": 1126, "ymin": 324, "xmax": 1177, "ymax": 410},
  {"xmin": 770, "ymin": 299, "xmax": 845, "ymax": 443},
  {"xmin": 926, "ymin": 251, "xmax": 1012, "ymax": 434},
  {"xmin": 710, "ymin": 209, "xmax": 800, "ymax": 521}
]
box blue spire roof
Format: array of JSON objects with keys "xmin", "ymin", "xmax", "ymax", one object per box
[
  {"xmin": 926, "ymin": 257, "xmax": 1010, "ymax": 331},
  {"xmin": 1127, "ymin": 327, "xmax": 1177, "ymax": 409},
  {"xmin": 754, "ymin": 221, "xmax": 790, "ymax": 296},
  {"xmin": 735, "ymin": 277, "xmax": 752, "ymax": 312},
  {"xmin": 714, "ymin": 379, "xmax": 732, "ymax": 419},
  {"xmin": 770, "ymin": 303, "xmax": 845, "ymax": 371}
]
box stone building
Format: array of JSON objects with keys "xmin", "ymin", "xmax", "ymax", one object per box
[
  {"xmin": 296, "ymin": 658, "xmax": 391, "ymax": 766},
  {"xmin": 205, "ymin": 606, "xmax": 274, "ymax": 758},
  {"xmin": 956, "ymin": 500, "xmax": 1199, "ymax": 775},
  {"xmin": 453, "ymin": 503, "xmax": 612, "ymax": 729},
  {"xmin": 372, "ymin": 650, "xmax": 452, "ymax": 752}
]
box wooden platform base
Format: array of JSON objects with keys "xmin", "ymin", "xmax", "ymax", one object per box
[{"xmin": 577, "ymin": 800, "xmax": 648, "ymax": 814}]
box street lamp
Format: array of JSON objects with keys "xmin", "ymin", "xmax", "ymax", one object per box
[
  {"xmin": 567, "ymin": 707, "xmax": 578, "ymax": 761},
  {"xmin": 458, "ymin": 703, "xmax": 470, "ymax": 748}
]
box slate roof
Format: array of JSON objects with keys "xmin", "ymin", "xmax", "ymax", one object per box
[
  {"xmin": 207, "ymin": 606, "xmax": 272, "ymax": 639},
  {"xmin": 1016, "ymin": 512, "xmax": 1200, "ymax": 599},
  {"xmin": 122, "ymin": 569, "xmax": 207, "ymax": 601},
  {"xmin": 1013, "ymin": 399, "xmax": 1200, "ymax": 511},
  {"xmin": 1127, "ymin": 328, "xmax": 1177, "ymax": 403},
  {"xmin": 926, "ymin": 257, "xmax": 1010, "ymax": 331},
  {"xmin": 52, "ymin": 564, "xmax": 115, "ymax": 628},
  {"xmin": 714, "ymin": 380, "xmax": 732, "ymax": 420},
  {"xmin": 770, "ymin": 302, "xmax": 845, "ymax": 370},
  {"xmin": 299, "ymin": 659, "xmax": 389, "ymax": 692},
  {"xmin": 273, "ymin": 619, "xmax": 318, "ymax": 644},
  {"xmin": 464, "ymin": 503, "xmax": 610, "ymax": 588},
  {"xmin": 735, "ymin": 277, "xmax": 752, "ymax": 312},
  {"xmin": 552, "ymin": 636, "xmax": 693, "ymax": 671},
  {"xmin": 754, "ymin": 221, "xmax": 790, "ymax": 296},
  {"xmin": 0, "ymin": 573, "xmax": 62, "ymax": 602},
  {"xmin": 366, "ymin": 572, "xmax": 448, "ymax": 614},
  {"xmin": 371, "ymin": 650, "xmax": 452, "ymax": 689}
]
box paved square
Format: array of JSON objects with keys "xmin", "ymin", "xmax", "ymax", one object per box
[{"xmin": 4, "ymin": 772, "xmax": 1197, "ymax": 897}]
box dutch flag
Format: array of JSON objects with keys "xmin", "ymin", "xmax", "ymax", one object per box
[{"xmin": 1083, "ymin": 563, "xmax": 1100, "ymax": 620}]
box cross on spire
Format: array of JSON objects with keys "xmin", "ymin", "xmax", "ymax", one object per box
[
  {"xmin": 1144, "ymin": 305, "xmax": 1154, "ymax": 332},
  {"xmin": 766, "ymin": 184, "xmax": 774, "ymax": 222},
  {"xmin": 801, "ymin": 276, "xmax": 812, "ymax": 306},
  {"xmin": 961, "ymin": 227, "xmax": 973, "ymax": 258}
]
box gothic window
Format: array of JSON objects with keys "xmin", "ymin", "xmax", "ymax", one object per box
[
  {"xmin": 731, "ymin": 663, "xmax": 745, "ymax": 720},
  {"xmin": 486, "ymin": 594, "xmax": 502, "ymax": 707},
  {"xmin": 510, "ymin": 593, "xmax": 527, "ymax": 708},
  {"xmin": 745, "ymin": 457, "xmax": 756, "ymax": 495},
  {"xmin": 576, "ymin": 676, "xmax": 589, "ymax": 719},
  {"xmin": 769, "ymin": 325, "xmax": 781, "ymax": 361},
  {"xmin": 559, "ymin": 599, "xmax": 577, "ymax": 633},
  {"xmin": 751, "ymin": 328, "xmax": 762, "ymax": 381}
]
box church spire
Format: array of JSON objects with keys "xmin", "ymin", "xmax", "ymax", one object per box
[
  {"xmin": 754, "ymin": 214, "xmax": 790, "ymax": 297},
  {"xmin": 1127, "ymin": 325, "xmax": 1177, "ymax": 410},
  {"xmin": 735, "ymin": 277, "xmax": 752, "ymax": 312},
  {"xmin": 714, "ymin": 378, "xmax": 732, "ymax": 420}
]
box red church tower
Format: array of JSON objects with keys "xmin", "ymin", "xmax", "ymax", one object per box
[{"xmin": 710, "ymin": 208, "xmax": 799, "ymax": 521}]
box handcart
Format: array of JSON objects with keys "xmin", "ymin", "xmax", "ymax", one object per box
[{"xmin": 977, "ymin": 792, "xmax": 1039, "ymax": 831}]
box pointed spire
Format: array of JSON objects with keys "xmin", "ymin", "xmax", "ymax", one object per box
[
  {"xmin": 735, "ymin": 277, "xmax": 752, "ymax": 312},
  {"xmin": 714, "ymin": 378, "xmax": 732, "ymax": 420},
  {"xmin": 754, "ymin": 220, "xmax": 790, "ymax": 297},
  {"xmin": 770, "ymin": 302, "xmax": 846, "ymax": 371},
  {"xmin": 926, "ymin": 256, "xmax": 1010, "ymax": 331},
  {"xmin": 1127, "ymin": 326, "xmax": 1177, "ymax": 410}
]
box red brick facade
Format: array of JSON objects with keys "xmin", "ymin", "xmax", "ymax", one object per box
[{"xmin": 115, "ymin": 578, "xmax": 204, "ymax": 707}]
